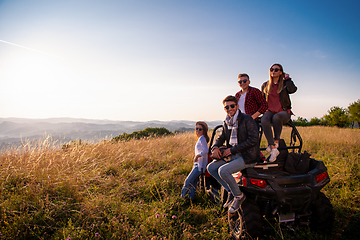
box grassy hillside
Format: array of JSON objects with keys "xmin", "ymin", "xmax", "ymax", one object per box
[{"xmin": 0, "ymin": 126, "xmax": 359, "ymax": 239}]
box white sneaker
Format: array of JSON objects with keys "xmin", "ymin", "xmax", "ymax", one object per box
[
  {"xmin": 266, "ymin": 145, "xmax": 271, "ymax": 153},
  {"xmin": 269, "ymin": 148, "xmax": 280, "ymax": 162},
  {"xmin": 266, "ymin": 143, "xmax": 279, "ymax": 153}
]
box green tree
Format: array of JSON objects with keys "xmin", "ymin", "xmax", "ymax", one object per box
[
  {"xmin": 309, "ymin": 117, "xmax": 320, "ymax": 126},
  {"xmin": 112, "ymin": 127, "xmax": 173, "ymax": 141},
  {"xmin": 293, "ymin": 116, "xmax": 309, "ymax": 126},
  {"xmin": 324, "ymin": 106, "xmax": 350, "ymax": 128},
  {"xmin": 348, "ymin": 99, "xmax": 360, "ymax": 128}
]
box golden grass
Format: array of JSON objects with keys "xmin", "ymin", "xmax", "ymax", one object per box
[
  {"xmin": 1, "ymin": 133, "xmax": 194, "ymax": 184},
  {"xmin": 0, "ymin": 133, "xmax": 205, "ymax": 239},
  {"xmin": 0, "ymin": 126, "xmax": 359, "ymax": 239}
]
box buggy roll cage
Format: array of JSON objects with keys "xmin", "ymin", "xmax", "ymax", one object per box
[
  {"xmin": 209, "ymin": 119, "xmax": 303, "ymax": 154},
  {"xmin": 259, "ymin": 119, "xmax": 303, "ymax": 153}
]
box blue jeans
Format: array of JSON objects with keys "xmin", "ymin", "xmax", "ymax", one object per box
[
  {"xmin": 207, "ymin": 154, "xmax": 255, "ymax": 196},
  {"xmin": 181, "ymin": 163, "xmax": 202, "ymax": 200}
]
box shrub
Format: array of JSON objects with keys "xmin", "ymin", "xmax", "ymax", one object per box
[{"xmin": 112, "ymin": 127, "xmax": 173, "ymax": 142}]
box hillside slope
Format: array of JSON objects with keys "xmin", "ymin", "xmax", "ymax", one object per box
[{"xmin": 0, "ymin": 126, "xmax": 359, "ymax": 239}]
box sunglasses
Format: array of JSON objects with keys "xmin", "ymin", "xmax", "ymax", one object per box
[
  {"xmin": 195, "ymin": 128, "xmax": 203, "ymax": 131},
  {"xmin": 238, "ymin": 79, "xmax": 248, "ymax": 84},
  {"xmin": 270, "ymin": 68, "xmax": 281, "ymax": 72},
  {"xmin": 224, "ymin": 104, "xmax": 236, "ymax": 110}
]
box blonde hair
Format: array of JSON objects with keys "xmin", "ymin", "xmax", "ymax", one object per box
[{"xmin": 263, "ymin": 63, "xmax": 285, "ymax": 101}]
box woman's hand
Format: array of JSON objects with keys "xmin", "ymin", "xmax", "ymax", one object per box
[{"xmin": 194, "ymin": 154, "xmax": 201, "ymax": 162}]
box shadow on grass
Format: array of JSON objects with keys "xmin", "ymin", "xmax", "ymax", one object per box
[{"xmin": 338, "ymin": 210, "xmax": 360, "ymax": 240}]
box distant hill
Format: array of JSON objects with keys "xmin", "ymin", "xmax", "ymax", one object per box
[{"xmin": 0, "ymin": 118, "xmax": 222, "ymax": 149}]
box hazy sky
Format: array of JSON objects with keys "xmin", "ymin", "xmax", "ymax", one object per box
[{"xmin": 0, "ymin": 0, "xmax": 359, "ymax": 121}]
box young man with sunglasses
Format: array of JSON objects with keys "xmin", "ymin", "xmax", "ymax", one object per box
[
  {"xmin": 207, "ymin": 95, "xmax": 260, "ymax": 213},
  {"xmin": 235, "ymin": 73, "xmax": 268, "ymax": 124}
]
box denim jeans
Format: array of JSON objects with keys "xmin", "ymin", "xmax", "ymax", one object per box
[
  {"xmin": 207, "ymin": 153, "xmax": 255, "ymax": 196},
  {"xmin": 181, "ymin": 163, "xmax": 202, "ymax": 200}
]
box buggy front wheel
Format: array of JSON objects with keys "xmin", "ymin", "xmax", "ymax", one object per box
[{"xmin": 228, "ymin": 198, "xmax": 263, "ymax": 239}]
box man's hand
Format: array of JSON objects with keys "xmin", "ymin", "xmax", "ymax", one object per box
[
  {"xmin": 212, "ymin": 147, "xmax": 231, "ymax": 159},
  {"xmin": 222, "ymin": 148, "xmax": 232, "ymax": 157},
  {"xmin": 211, "ymin": 148, "xmax": 221, "ymax": 159},
  {"xmin": 251, "ymin": 111, "xmax": 261, "ymax": 120}
]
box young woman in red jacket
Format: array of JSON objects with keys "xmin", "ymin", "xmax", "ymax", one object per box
[{"xmin": 261, "ymin": 63, "xmax": 297, "ymax": 162}]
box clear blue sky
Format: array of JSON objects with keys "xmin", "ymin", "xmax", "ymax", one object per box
[{"xmin": 0, "ymin": 0, "xmax": 359, "ymax": 121}]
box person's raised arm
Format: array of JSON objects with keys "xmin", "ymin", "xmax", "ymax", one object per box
[{"xmin": 284, "ymin": 74, "xmax": 297, "ymax": 94}]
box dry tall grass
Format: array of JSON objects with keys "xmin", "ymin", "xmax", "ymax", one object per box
[
  {"xmin": 0, "ymin": 126, "xmax": 359, "ymax": 239},
  {"xmin": 1, "ymin": 133, "xmax": 193, "ymax": 189},
  {"xmin": 293, "ymin": 127, "xmax": 360, "ymax": 214}
]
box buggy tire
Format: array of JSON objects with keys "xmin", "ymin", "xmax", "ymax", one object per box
[
  {"xmin": 310, "ymin": 192, "xmax": 335, "ymax": 232},
  {"xmin": 228, "ymin": 198, "xmax": 263, "ymax": 239}
]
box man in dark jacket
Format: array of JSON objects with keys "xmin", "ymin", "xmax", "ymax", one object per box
[{"xmin": 207, "ymin": 95, "xmax": 260, "ymax": 213}]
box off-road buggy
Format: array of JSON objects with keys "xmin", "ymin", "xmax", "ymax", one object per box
[{"xmin": 202, "ymin": 120, "xmax": 334, "ymax": 239}]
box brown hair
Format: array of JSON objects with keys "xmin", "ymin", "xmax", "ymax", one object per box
[
  {"xmin": 237, "ymin": 73, "xmax": 249, "ymax": 80},
  {"xmin": 195, "ymin": 121, "xmax": 209, "ymax": 143},
  {"xmin": 222, "ymin": 95, "xmax": 238, "ymax": 105},
  {"xmin": 263, "ymin": 63, "xmax": 285, "ymax": 101}
]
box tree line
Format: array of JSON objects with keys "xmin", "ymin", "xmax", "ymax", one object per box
[
  {"xmin": 112, "ymin": 127, "xmax": 173, "ymax": 141},
  {"xmin": 110, "ymin": 99, "xmax": 360, "ymax": 142},
  {"xmin": 292, "ymin": 99, "xmax": 360, "ymax": 128}
]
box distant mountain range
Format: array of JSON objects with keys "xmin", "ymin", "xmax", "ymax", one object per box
[{"xmin": 0, "ymin": 118, "xmax": 222, "ymax": 149}]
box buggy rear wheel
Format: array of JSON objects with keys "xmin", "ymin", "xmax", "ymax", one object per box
[
  {"xmin": 228, "ymin": 198, "xmax": 263, "ymax": 239},
  {"xmin": 310, "ymin": 192, "xmax": 334, "ymax": 232}
]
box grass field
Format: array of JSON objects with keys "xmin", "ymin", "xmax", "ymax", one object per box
[{"xmin": 0, "ymin": 126, "xmax": 359, "ymax": 239}]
